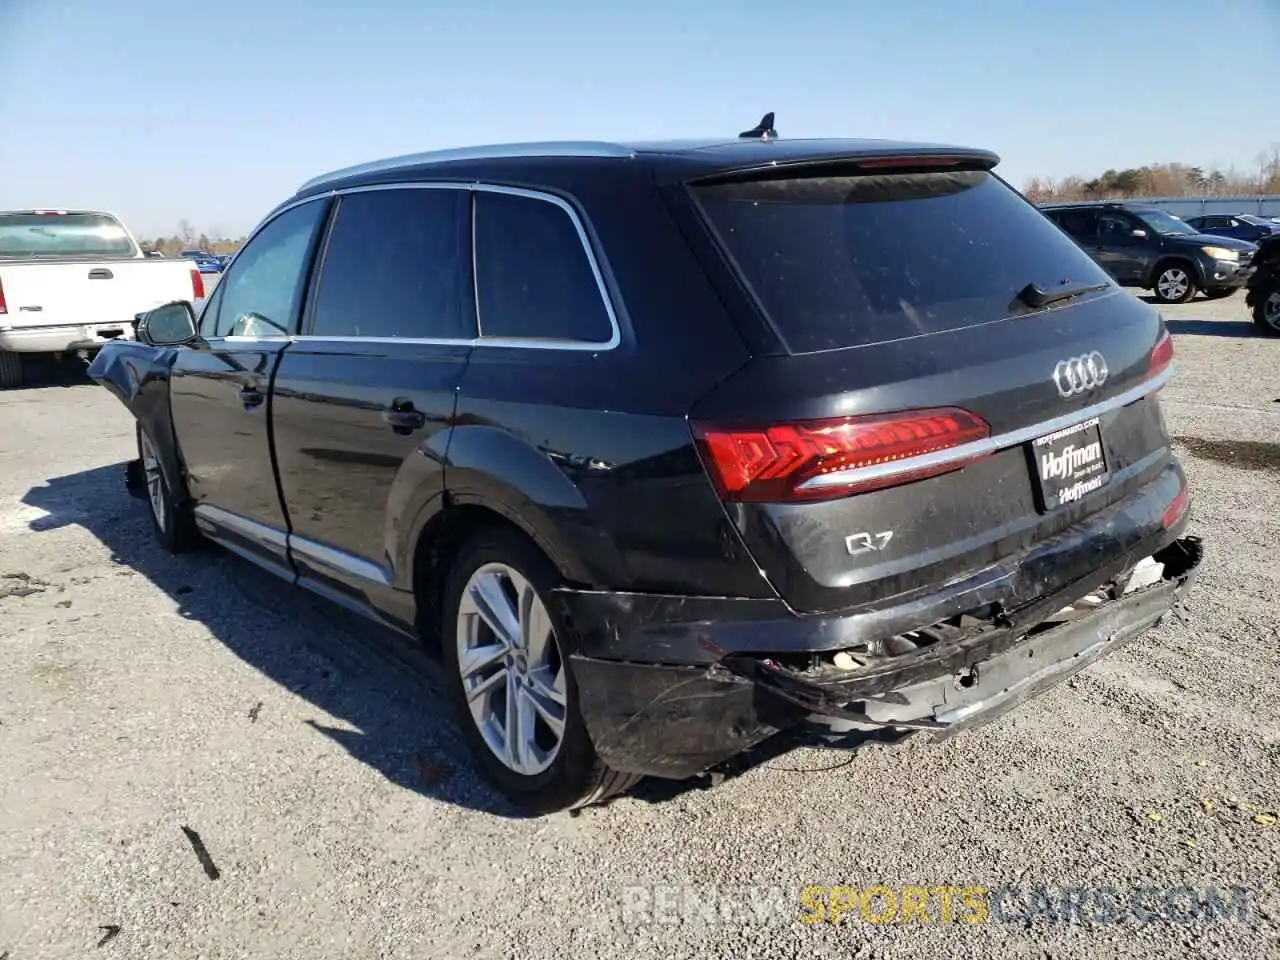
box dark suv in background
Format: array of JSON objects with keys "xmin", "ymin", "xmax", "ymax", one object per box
[
  {"xmin": 89, "ymin": 120, "xmax": 1201, "ymax": 812},
  {"xmin": 1042, "ymin": 202, "xmax": 1256, "ymax": 303}
]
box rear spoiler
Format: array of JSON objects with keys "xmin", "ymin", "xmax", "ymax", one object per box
[{"xmin": 688, "ymin": 149, "xmax": 1001, "ymax": 187}]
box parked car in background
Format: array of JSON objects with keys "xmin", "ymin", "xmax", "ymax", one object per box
[
  {"xmin": 88, "ymin": 126, "xmax": 1199, "ymax": 812},
  {"xmin": 1183, "ymin": 214, "xmax": 1279, "ymax": 244},
  {"xmin": 179, "ymin": 249, "xmax": 223, "ymax": 273},
  {"xmin": 1042, "ymin": 202, "xmax": 1257, "ymax": 303},
  {"xmin": 0, "ymin": 209, "xmax": 205, "ymax": 388}
]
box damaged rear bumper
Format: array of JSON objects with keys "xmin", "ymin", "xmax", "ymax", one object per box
[{"xmin": 568, "ymin": 536, "xmax": 1202, "ymax": 780}]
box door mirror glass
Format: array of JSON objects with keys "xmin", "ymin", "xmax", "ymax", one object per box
[{"xmin": 137, "ymin": 301, "xmax": 197, "ymax": 346}]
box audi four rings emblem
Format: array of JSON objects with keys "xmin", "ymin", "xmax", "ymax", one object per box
[{"xmin": 1053, "ymin": 351, "xmax": 1108, "ymax": 398}]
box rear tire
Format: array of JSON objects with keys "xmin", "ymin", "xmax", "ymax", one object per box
[
  {"xmin": 1152, "ymin": 263, "xmax": 1198, "ymax": 304},
  {"xmin": 1253, "ymin": 288, "xmax": 1280, "ymax": 337},
  {"xmin": 439, "ymin": 526, "xmax": 640, "ymax": 813},
  {"xmin": 136, "ymin": 423, "xmax": 201, "ymax": 553},
  {"xmin": 0, "ymin": 351, "xmax": 22, "ymax": 389}
]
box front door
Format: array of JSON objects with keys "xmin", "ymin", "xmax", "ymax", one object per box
[
  {"xmin": 169, "ymin": 197, "xmax": 330, "ymax": 577},
  {"xmin": 270, "ymin": 186, "xmax": 474, "ymax": 621},
  {"xmin": 1095, "ymin": 211, "xmax": 1147, "ymax": 284}
]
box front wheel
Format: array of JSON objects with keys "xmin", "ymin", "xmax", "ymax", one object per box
[
  {"xmin": 1252, "ymin": 287, "xmax": 1280, "ymax": 337},
  {"xmin": 440, "ymin": 528, "xmax": 640, "ymax": 813},
  {"xmin": 1152, "ymin": 264, "xmax": 1198, "ymax": 304},
  {"xmin": 137, "ymin": 424, "xmax": 201, "ymax": 553}
]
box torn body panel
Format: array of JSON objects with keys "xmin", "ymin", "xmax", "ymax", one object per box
[
  {"xmin": 88, "ymin": 341, "xmax": 185, "ymax": 500},
  {"xmin": 566, "ymin": 530, "xmax": 1200, "ymax": 780}
]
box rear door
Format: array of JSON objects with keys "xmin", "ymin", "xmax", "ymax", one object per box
[
  {"xmin": 680, "ymin": 163, "xmax": 1173, "ymax": 615},
  {"xmin": 270, "ymin": 185, "xmax": 473, "ymax": 612},
  {"xmin": 169, "ymin": 198, "xmax": 329, "ymax": 578},
  {"xmin": 1050, "ymin": 208, "xmax": 1102, "ymax": 264}
]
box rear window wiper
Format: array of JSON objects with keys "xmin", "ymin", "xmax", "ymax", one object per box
[{"xmin": 1015, "ymin": 281, "xmax": 1110, "ymax": 309}]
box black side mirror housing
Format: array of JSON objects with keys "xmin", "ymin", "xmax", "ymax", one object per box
[{"xmin": 136, "ymin": 300, "xmax": 198, "ymax": 346}]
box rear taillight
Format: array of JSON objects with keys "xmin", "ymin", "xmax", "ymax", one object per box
[
  {"xmin": 692, "ymin": 407, "xmax": 991, "ymax": 503},
  {"xmin": 0, "ymin": 276, "xmax": 6, "ymax": 315},
  {"xmin": 1162, "ymin": 484, "xmax": 1189, "ymax": 529},
  {"xmin": 190, "ymin": 268, "xmax": 205, "ymax": 299},
  {"xmin": 1148, "ymin": 328, "xmax": 1174, "ymax": 379}
]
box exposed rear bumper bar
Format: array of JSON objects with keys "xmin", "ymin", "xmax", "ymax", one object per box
[
  {"xmin": 569, "ymin": 536, "xmax": 1201, "ymax": 780},
  {"xmin": 0, "ymin": 322, "xmax": 134, "ymax": 353}
]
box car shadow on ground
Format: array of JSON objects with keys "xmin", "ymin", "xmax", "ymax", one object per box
[
  {"xmin": 6, "ymin": 355, "xmax": 95, "ymax": 389},
  {"xmin": 1162, "ymin": 318, "xmax": 1258, "ymax": 338},
  {"xmin": 22, "ymin": 462, "xmax": 841, "ymax": 818}
]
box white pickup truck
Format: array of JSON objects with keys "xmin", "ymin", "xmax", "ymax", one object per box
[{"xmin": 0, "ymin": 209, "xmax": 206, "ymax": 387}]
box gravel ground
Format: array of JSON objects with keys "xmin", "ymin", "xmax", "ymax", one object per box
[{"xmin": 1, "ymin": 291, "xmax": 1277, "ymax": 960}]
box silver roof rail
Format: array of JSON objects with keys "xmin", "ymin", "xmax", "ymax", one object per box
[{"xmin": 298, "ymin": 141, "xmax": 637, "ymax": 192}]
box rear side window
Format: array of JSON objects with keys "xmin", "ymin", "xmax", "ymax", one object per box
[
  {"xmin": 1053, "ymin": 209, "xmax": 1098, "ymax": 240},
  {"xmin": 0, "ymin": 212, "xmax": 137, "ymax": 259},
  {"xmin": 473, "ymin": 190, "xmax": 614, "ymax": 344},
  {"xmin": 693, "ymin": 171, "xmax": 1114, "ymax": 354},
  {"xmin": 309, "ymin": 188, "xmax": 473, "ymax": 340}
]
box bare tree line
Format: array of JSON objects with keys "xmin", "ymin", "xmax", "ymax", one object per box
[
  {"xmin": 139, "ymin": 219, "xmax": 247, "ymax": 257},
  {"xmin": 1024, "ymin": 147, "xmax": 1280, "ymax": 203}
]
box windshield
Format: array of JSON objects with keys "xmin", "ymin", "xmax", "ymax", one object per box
[
  {"xmin": 1131, "ymin": 209, "xmax": 1194, "ymax": 236},
  {"xmin": 0, "ymin": 213, "xmax": 137, "ymax": 259},
  {"xmin": 692, "ymin": 168, "xmax": 1113, "ymax": 353},
  {"xmin": 1238, "ymin": 215, "xmax": 1270, "ymax": 226}
]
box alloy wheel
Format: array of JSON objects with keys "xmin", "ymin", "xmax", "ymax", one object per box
[
  {"xmin": 1157, "ymin": 268, "xmax": 1190, "ymax": 302},
  {"xmin": 455, "ymin": 562, "xmax": 568, "ymax": 776},
  {"xmin": 139, "ymin": 431, "xmax": 166, "ymax": 533},
  {"xmin": 1266, "ymin": 291, "xmax": 1280, "ymax": 332}
]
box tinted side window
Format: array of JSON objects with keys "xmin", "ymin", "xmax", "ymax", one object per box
[
  {"xmin": 309, "ymin": 188, "xmax": 474, "ymax": 339},
  {"xmin": 1055, "ymin": 209, "xmax": 1098, "ymax": 240},
  {"xmin": 212, "ymin": 200, "xmax": 327, "ymax": 337},
  {"xmin": 1099, "ymin": 212, "xmax": 1138, "ymax": 241},
  {"xmin": 473, "ymin": 191, "xmax": 614, "ymax": 343}
]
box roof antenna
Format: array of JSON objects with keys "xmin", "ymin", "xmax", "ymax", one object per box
[{"xmin": 739, "ymin": 112, "xmax": 777, "ymax": 140}]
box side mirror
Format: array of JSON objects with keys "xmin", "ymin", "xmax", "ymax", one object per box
[
  {"xmin": 136, "ymin": 301, "xmax": 198, "ymax": 346},
  {"xmin": 1130, "ymin": 228, "xmax": 1148, "ymax": 239}
]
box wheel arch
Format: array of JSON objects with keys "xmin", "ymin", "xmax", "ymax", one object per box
[{"xmin": 1146, "ymin": 255, "xmax": 1204, "ymax": 291}]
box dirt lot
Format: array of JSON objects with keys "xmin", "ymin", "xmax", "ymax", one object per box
[{"xmin": 1, "ymin": 292, "xmax": 1277, "ymax": 960}]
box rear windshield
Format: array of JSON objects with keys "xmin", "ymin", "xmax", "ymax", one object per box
[
  {"xmin": 692, "ymin": 169, "xmax": 1113, "ymax": 353},
  {"xmin": 0, "ymin": 213, "xmax": 137, "ymax": 259}
]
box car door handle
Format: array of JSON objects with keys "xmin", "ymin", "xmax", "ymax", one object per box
[
  {"xmin": 240, "ymin": 387, "xmax": 265, "ymax": 410},
  {"xmin": 382, "ymin": 399, "xmax": 426, "ymax": 434},
  {"xmin": 88, "ymin": 268, "xmax": 114, "ymax": 280}
]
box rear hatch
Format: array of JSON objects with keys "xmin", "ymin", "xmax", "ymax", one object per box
[{"xmin": 679, "ymin": 158, "xmax": 1179, "ymax": 615}]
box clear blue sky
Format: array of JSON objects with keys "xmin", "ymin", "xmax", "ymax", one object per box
[{"xmin": 2, "ymin": 0, "xmax": 1276, "ymax": 238}]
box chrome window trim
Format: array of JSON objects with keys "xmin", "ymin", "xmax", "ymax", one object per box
[
  {"xmin": 796, "ymin": 363, "xmax": 1177, "ymax": 493},
  {"xmin": 279, "ymin": 181, "xmax": 620, "ymax": 352},
  {"xmin": 296, "ymin": 141, "xmax": 637, "ymax": 193}
]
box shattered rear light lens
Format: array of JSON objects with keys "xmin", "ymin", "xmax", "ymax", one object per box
[
  {"xmin": 692, "ymin": 408, "xmax": 991, "ymax": 503},
  {"xmin": 1148, "ymin": 328, "xmax": 1174, "ymax": 380},
  {"xmin": 1162, "ymin": 484, "xmax": 1190, "ymax": 529}
]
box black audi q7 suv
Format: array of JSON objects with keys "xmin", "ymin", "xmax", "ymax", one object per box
[{"xmin": 89, "ymin": 118, "xmax": 1201, "ymax": 812}]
